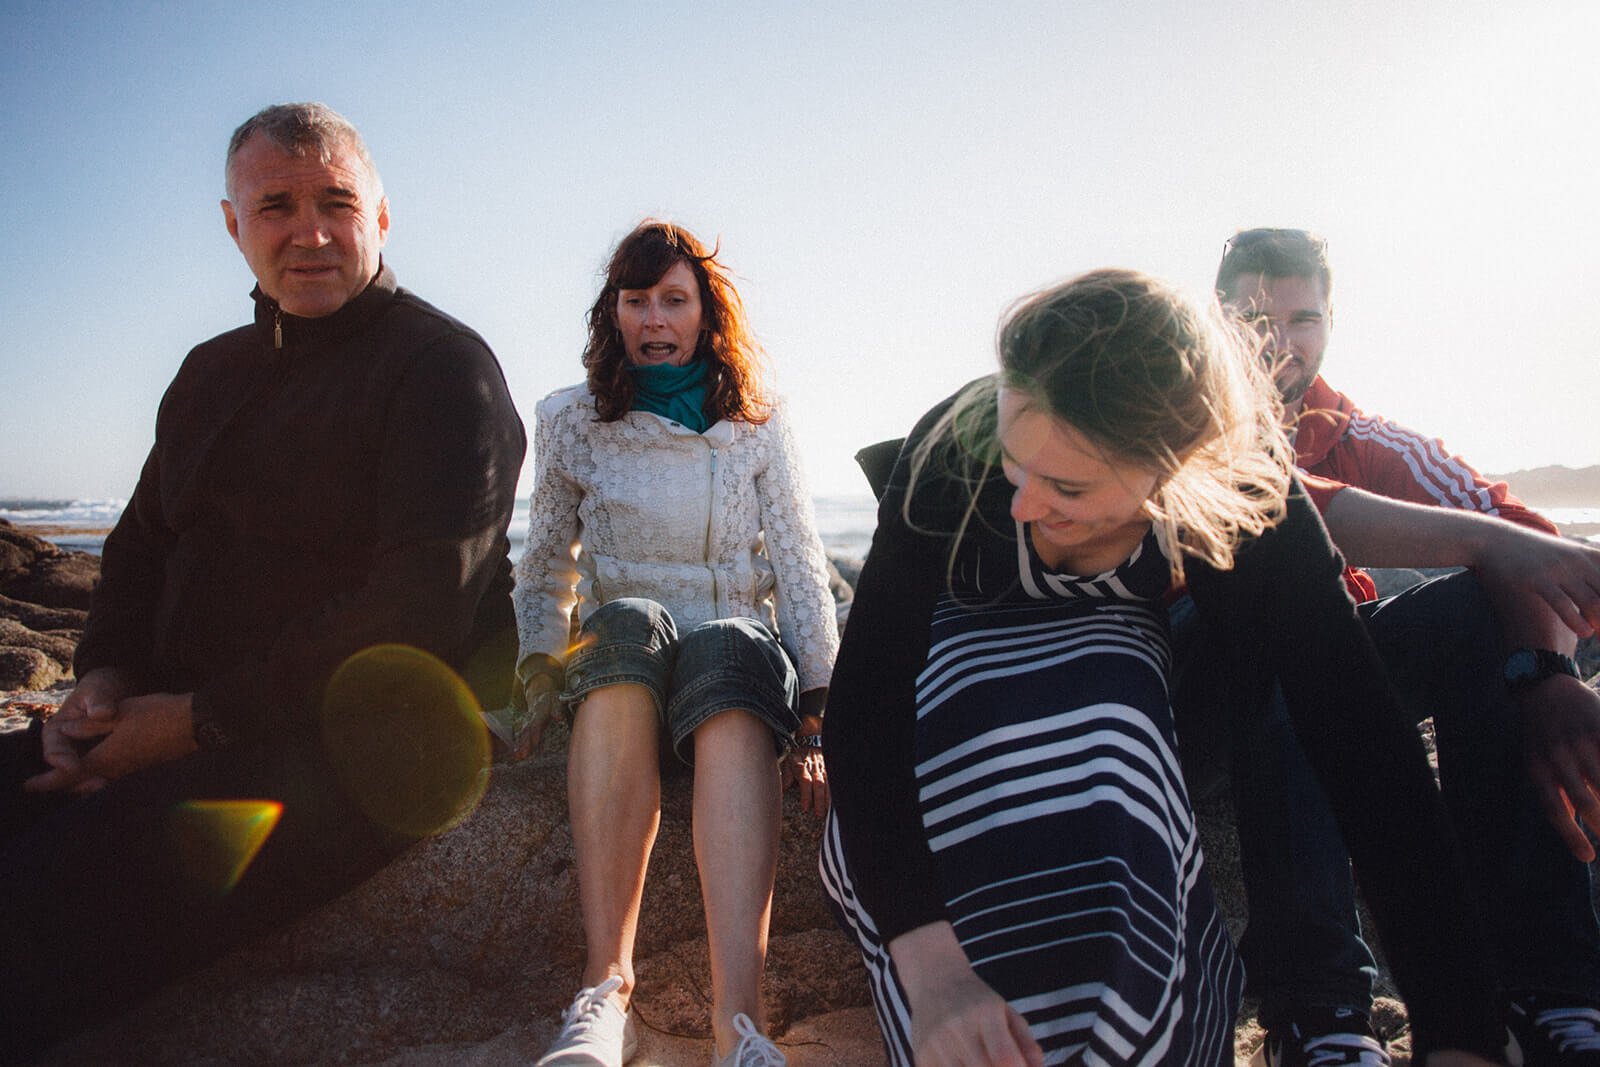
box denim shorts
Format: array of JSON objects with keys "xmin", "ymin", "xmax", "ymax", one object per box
[{"xmin": 560, "ymin": 598, "xmax": 801, "ymax": 765}]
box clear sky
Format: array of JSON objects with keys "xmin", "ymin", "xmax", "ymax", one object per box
[{"xmin": 2, "ymin": 0, "xmax": 1596, "ymax": 501}]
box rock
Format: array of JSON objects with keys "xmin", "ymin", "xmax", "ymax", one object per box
[
  {"xmin": 0, "ymin": 594, "xmax": 86, "ymax": 632},
  {"xmin": 2, "ymin": 554, "xmax": 99, "ymax": 611},
  {"xmin": 828, "ymin": 554, "xmax": 863, "ymax": 593},
  {"xmin": 0, "ymin": 530, "xmax": 94, "ymax": 689},
  {"xmin": 0, "ymin": 520, "xmax": 101, "ymax": 617},
  {"xmin": 1579, "ymin": 634, "xmax": 1600, "ymax": 681},
  {"xmin": 0, "ymin": 618, "xmax": 77, "ymax": 667},
  {"xmin": 0, "ymin": 521, "xmax": 99, "ymax": 611},
  {"xmin": 44, "ymin": 755, "xmax": 875, "ymax": 1066},
  {"xmin": 824, "ymin": 556, "xmax": 854, "ymax": 606},
  {"xmin": 0, "ymin": 520, "xmax": 62, "ymax": 574},
  {"xmin": 0, "ymin": 538, "xmax": 33, "ymax": 581},
  {"xmin": 0, "ymin": 646, "xmax": 66, "ymax": 691}
]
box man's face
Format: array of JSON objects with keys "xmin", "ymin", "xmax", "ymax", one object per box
[
  {"xmin": 221, "ymin": 135, "xmax": 388, "ymax": 318},
  {"xmin": 1223, "ymin": 272, "xmax": 1331, "ymax": 413}
]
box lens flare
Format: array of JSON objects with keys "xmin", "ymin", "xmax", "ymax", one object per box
[
  {"xmin": 168, "ymin": 799, "xmax": 283, "ymax": 896},
  {"xmin": 320, "ymin": 643, "xmax": 491, "ymax": 838}
]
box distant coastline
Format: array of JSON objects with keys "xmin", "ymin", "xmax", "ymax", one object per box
[{"xmin": 1487, "ymin": 464, "xmax": 1600, "ymax": 510}]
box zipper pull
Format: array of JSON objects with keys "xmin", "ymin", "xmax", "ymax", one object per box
[{"xmin": 273, "ymin": 308, "xmax": 283, "ymax": 350}]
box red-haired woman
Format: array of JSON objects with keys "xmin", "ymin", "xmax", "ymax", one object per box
[{"xmin": 505, "ymin": 220, "xmax": 838, "ymax": 1067}]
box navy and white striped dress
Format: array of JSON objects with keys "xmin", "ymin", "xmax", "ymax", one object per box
[{"xmin": 822, "ymin": 527, "xmax": 1243, "ymax": 1066}]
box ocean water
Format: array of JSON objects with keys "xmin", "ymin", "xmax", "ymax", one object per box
[
  {"xmin": 4, "ymin": 498, "xmax": 1595, "ymax": 558},
  {"xmin": 0, "ymin": 495, "xmax": 886, "ymax": 560}
]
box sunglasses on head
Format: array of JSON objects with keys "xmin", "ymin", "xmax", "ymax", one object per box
[{"xmin": 1222, "ymin": 228, "xmax": 1327, "ymax": 257}]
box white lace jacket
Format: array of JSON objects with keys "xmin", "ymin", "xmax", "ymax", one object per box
[{"xmin": 513, "ymin": 384, "xmax": 839, "ymax": 692}]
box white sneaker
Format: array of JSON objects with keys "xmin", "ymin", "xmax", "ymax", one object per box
[
  {"xmin": 536, "ymin": 976, "xmax": 639, "ymax": 1066},
  {"xmin": 711, "ymin": 1013, "xmax": 786, "ymax": 1067}
]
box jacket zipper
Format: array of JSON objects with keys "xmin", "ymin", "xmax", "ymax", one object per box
[
  {"xmin": 704, "ymin": 445, "xmax": 719, "ymax": 611},
  {"xmin": 273, "ymin": 307, "xmax": 283, "ymax": 350}
]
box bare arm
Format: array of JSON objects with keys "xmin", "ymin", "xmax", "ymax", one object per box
[{"xmin": 1323, "ymin": 487, "xmax": 1600, "ymax": 638}]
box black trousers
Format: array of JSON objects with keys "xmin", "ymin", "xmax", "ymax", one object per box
[{"xmin": 0, "ymin": 720, "xmax": 403, "ymax": 1062}]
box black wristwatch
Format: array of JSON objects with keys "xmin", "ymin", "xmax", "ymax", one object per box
[
  {"xmin": 795, "ymin": 732, "xmax": 824, "ymax": 749},
  {"xmin": 1502, "ymin": 648, "xmax": 1581, "ymax": 695}
]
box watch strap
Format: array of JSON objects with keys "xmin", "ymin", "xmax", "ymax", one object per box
[{"xmin": 1503, "ymin": 648, "xmax": 1581, "ymax": 694}]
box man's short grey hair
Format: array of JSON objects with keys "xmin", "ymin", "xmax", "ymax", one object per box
[{"xmin": 224, "ymin": 102, "xmax": 383, "ymax": 200}]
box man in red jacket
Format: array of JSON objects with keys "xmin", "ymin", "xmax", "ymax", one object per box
[{"xmin": 1179, "ymin": 227, "xmax": 1600, "ymax": 1066}]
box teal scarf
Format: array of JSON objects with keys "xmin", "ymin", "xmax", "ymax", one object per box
[{"xmin": 629, "ymin": 358, "xmax": 712, "ymax": 433}]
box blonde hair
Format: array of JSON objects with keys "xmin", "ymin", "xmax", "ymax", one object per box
[{"xmin": 909, "ymin": 268, "xmax": 1293, "ymax": 583}]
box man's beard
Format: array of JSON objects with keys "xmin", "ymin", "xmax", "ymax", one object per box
[{"xmin": 1271, "ymin": 355, "xmax": 1315, "ymax": 409}]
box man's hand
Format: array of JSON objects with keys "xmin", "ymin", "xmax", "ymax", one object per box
[
  {"xmin": 1474, "ymin": 526, "xmax": 1600, "ymax": 640},
  {"xmin": 24, "ymin": 667, "xmax": 136, "ymax": 794},
  {"xmin": 1519, "ymin": 674, "xmax": 1600, "ymax": 862},
  {"xmin": 32, "ymin": 692, "xmax": 200, "ymax": 793}
]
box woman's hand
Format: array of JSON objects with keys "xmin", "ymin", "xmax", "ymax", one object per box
[
  {"xmin": 783, "ymin": 700, "xmax": 830, "ymax": 816},
  {"xmin": 481, "ymin": 674, "xmax": 559, "ymax": 762},
  {"xmin": 782, "ymin": 737, "xmax": 829, "ymax": 817},
  {"xmin": 890, "ymin": 922, "xmax": 1045, "ymax": 1067}
]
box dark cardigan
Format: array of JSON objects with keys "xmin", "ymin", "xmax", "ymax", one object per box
[{"xmin": 824, "ymin": 382, "xmax": 1503, "ymax": 1057}]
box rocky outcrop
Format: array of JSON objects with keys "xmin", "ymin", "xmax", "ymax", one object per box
[
  {"xmin": 0, "ymin": 521, "xmax": 94, "ymax": 689},
  {"xmin": 42, "ymin": 749, "xmax": 876, "ymax": 1066}
]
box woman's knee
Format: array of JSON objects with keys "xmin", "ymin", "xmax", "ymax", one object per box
[
  {"xmin": 564, "ymin": 599, "xmax": 678, "ymax": 713},
  {"xmin": 667, "ymin": 619, "xmax": 800, "ymax": 762},
  {"xmin": 675, "ymin": 618, "xmax": 793, "ymax": 686}
]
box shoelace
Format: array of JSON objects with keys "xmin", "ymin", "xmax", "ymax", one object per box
[
  {"xmin": 728, "ymin": 1013, "xmax": 786, "ymax": 1067},
  {"xmin": 557, "ymin": 975, "xmax": 624, "ymax": 1040},
  {"xmin": 1535, "ymin": 1006, "xmax": 1600, "ymax": 1052},
  {"xmin": 1298, "ymin": 1033, "xmax": 1390, "ymax": 1067}
]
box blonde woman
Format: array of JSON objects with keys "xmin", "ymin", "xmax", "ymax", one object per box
[{"xmin": 820, "ymin": 270, "xmax": 1504, "ymax": 1066}]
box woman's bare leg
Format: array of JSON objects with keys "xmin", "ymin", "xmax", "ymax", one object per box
[
  {"xmin": 692, "ymin": 708, "xmax": 782, "ymax": 1055},
  {"xmin": 567, "ymin": 682, "xmax": 661, "ymax": 1009}
]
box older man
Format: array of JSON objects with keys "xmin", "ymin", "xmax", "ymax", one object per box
[
  {"xmin": 0, "ymin": 103, "xmax": 525, "ymax": 1057},
  {"xmin": 1176, "ymin": 228, "xmax": 1600, "ymax": 1066}
]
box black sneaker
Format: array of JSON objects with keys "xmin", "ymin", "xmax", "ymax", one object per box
[
  {"xmin": 1253, "ymin": 1007, "xmax": 1391, "ymax": 1067},
  {"xmin": 1506, "ymin": 997, "xmax": 1600, "ymax": 1065}
]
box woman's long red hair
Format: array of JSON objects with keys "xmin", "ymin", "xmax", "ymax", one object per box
[{"xmin": 583, "ymin": 220, "xmax": 771, "ymax": 425}]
